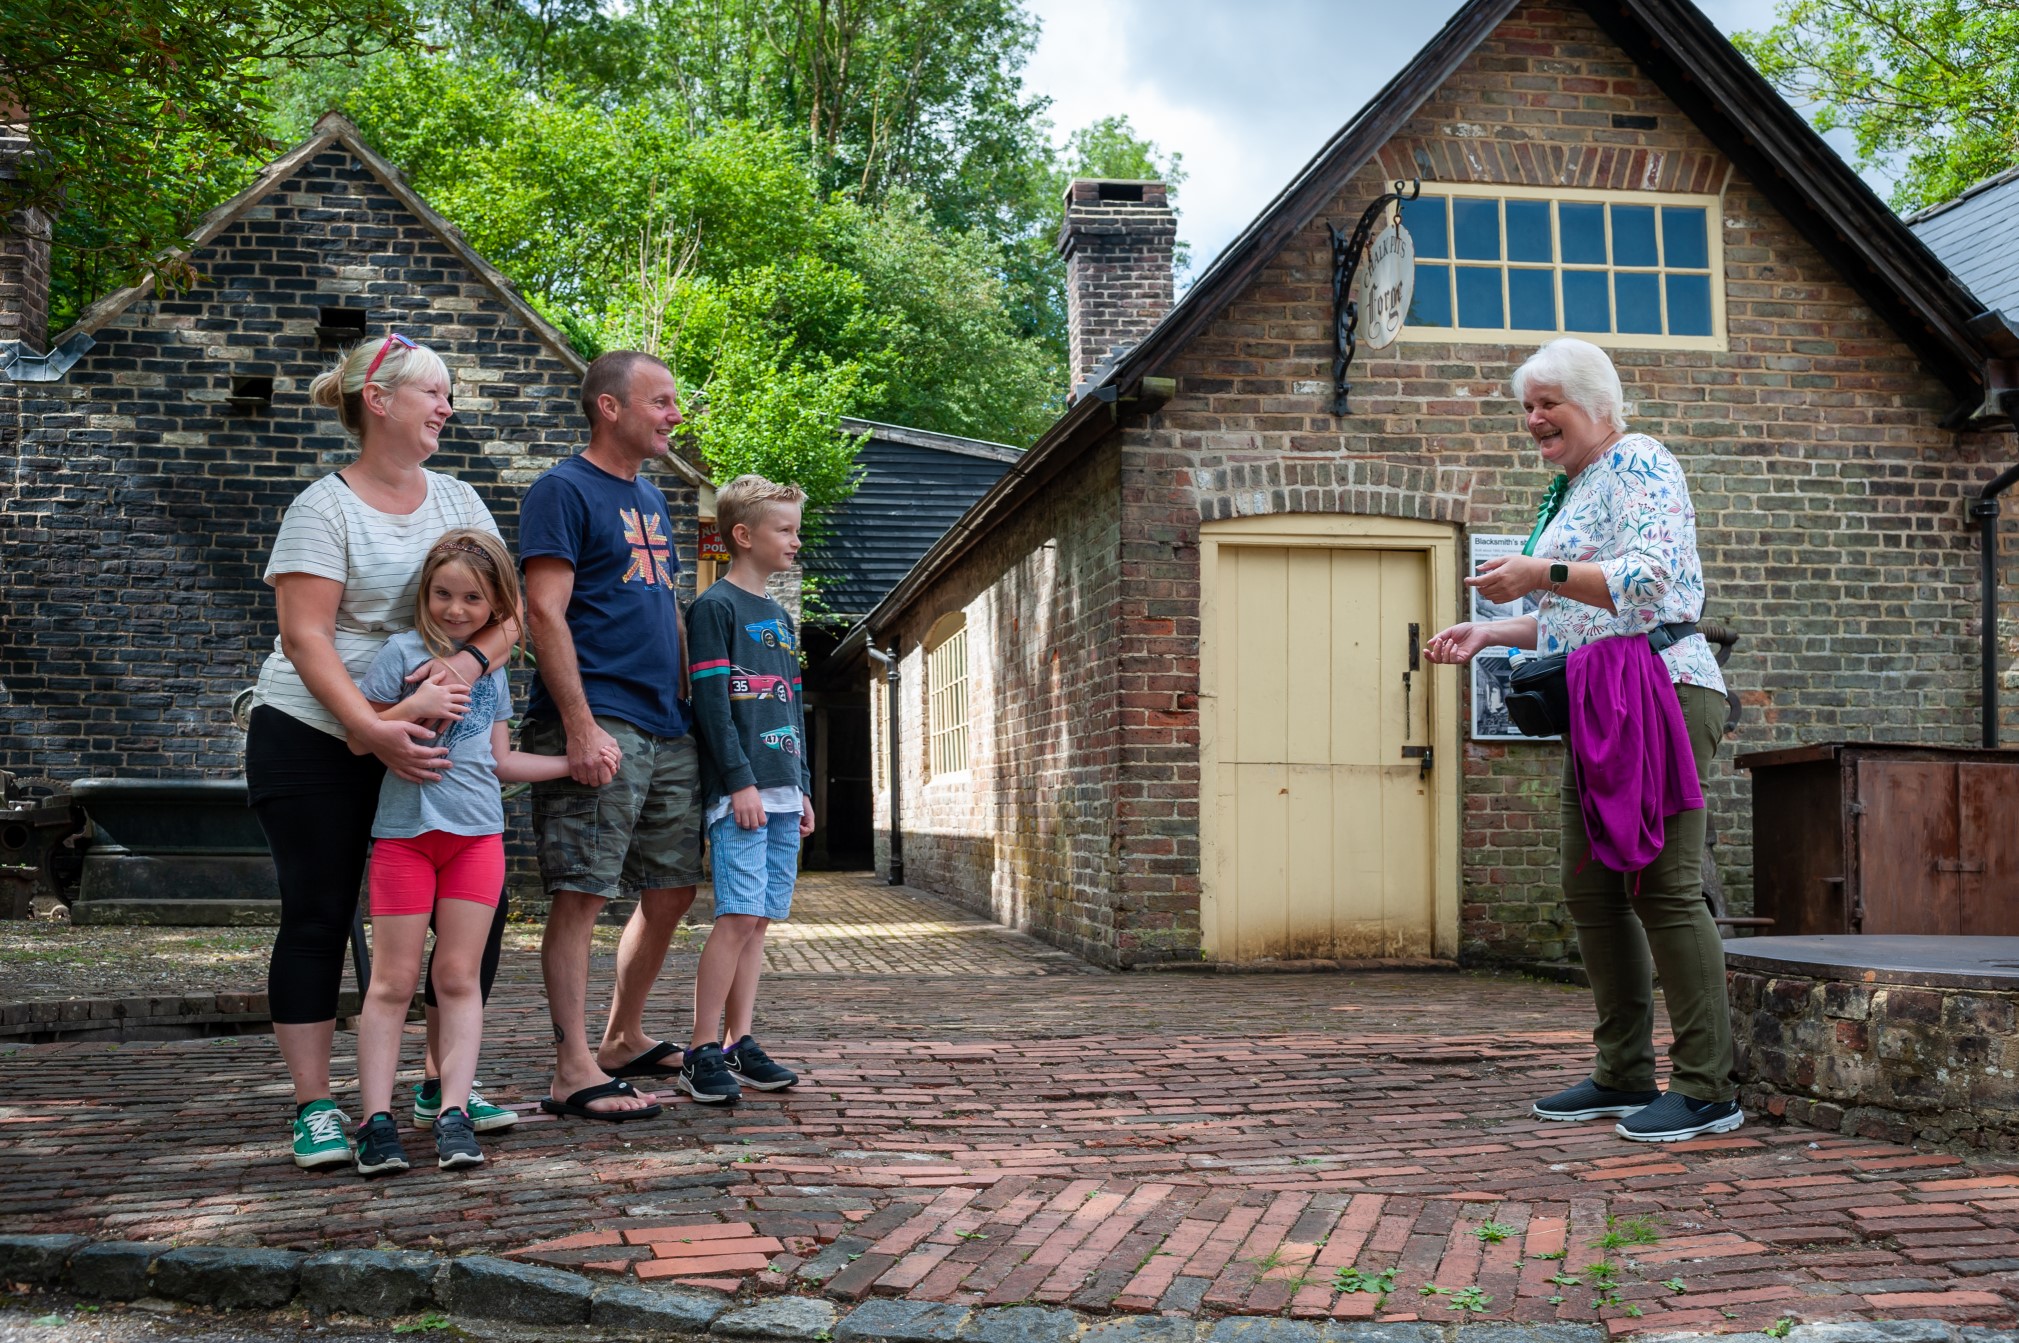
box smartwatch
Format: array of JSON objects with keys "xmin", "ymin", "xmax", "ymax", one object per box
[
  {"xmin": 462, "ymin": 643, "xmax": 491, "ymax": 676},
  {"xmin": 1548, "ymin": 562, "xmax": 1569, "ymax": 589}
]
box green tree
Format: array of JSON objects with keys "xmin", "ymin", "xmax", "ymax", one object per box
[
  {"xmin": 1734, "ymin": 0, "xmax": 2019, "ymax": 211},
  {"xmin": 3, "ymin": 0, "xmax": 419, "ymax": 335}
]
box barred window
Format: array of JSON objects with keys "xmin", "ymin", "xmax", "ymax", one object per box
[
  {"xmin": 926, "ymin": 614, "xmax": 969, "ymax": 778},
  {"xmin": 1398, "ymin": 185, "xmax": 1724, "ymax": 351}
]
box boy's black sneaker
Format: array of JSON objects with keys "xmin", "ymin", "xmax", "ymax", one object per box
[
  {"xmin": 723, "ymin": 1035, "xmax": 798, "ymax": 1091},
  {"xmin": 433, "ymin": 1107, "xmax": 485, "ymax": 1170},
  {"xmin": 353, "ymin": 1112, "xmax": 410, "ymax": 1177},
  {"xmin": 679, "ymin": 1043, "xmax": 741, "ymax": 1105},
  {"xmin": 1532, "ymin": 1078, "xmax": 1661, "ymax": 1121},
  {"xmin": 1615, "ymin": 1092, "xmax": 1743, "ymax": 1142}
]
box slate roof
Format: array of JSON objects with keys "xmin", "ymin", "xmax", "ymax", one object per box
[
  {"xmin": 857, "ymin": 0, "xmax": 2006, "ymax": 641},
  {"xmin": 1907, "ymin": 166, "xmax": 2019, "ymax": 321},
  {"xmin": 805, "ymin": 419, "xmax": 1021, "ymax": 620}
]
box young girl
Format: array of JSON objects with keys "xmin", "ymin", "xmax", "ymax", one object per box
[{"xmin": 349, "ymin": 529, "xmax": 569, "ymax": 1176}]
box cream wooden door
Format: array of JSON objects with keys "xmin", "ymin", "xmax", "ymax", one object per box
[{"xmin": 1205, "ymin": 544, "xmax": 1436, "ymax": 961}]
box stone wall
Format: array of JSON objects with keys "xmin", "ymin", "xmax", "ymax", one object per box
[
  {"xmin": 0, "ymin": 145, "xmax": 698, "ymax": 786},
  {"xmin": 873, "ymin": 0, "xmax": 2016, "ymax": 966},
  {"xmin": 1730, "ymin": 966, "xmax": 2019, "ymax": 1151}
]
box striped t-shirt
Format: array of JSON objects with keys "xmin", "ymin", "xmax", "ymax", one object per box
[{"xmin": 252, "ymin": 471, "xmax": 499, "ymax": 738}]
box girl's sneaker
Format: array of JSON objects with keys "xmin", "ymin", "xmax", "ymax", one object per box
[
  {"xmin": 292, "ymin": 1099, "xmax": 353, "ymax": 1170},
  {"xmin": 353, "ymin": 1112, "xmax": 410, "ymax": 1177},
  {"xmin": 433, "ymin": 1108, "xmax": 485, "ymax": 1170},
  {"xmin": 414, "ymin": 1078, "xmax": 519, "ymax": 1133},
  {"xmin": 723, "ymin": 1036, "xmax": 799, "ymax": 1091},
  {"xmin": 679, "ymin": 1043, "xmax": 741, "ymax": 1104}
]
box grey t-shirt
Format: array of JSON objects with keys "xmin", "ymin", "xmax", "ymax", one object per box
[{"xmin": 358, "ymin": 630, "xmax": 514, "ymax": 839}]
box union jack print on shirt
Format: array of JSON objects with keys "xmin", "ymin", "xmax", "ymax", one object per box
[{"xmin": 620, "ymin": 508, "xmax": 675, "ymax": 587}]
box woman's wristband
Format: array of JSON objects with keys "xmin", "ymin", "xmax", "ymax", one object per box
[{"xmin": 460, "ymin": 644, "xmax": 491, "ymax": 677}]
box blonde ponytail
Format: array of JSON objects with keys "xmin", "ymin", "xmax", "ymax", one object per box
[{"xmin": 309, "ymin": 334, "xmax": 451, "ymax": 439}]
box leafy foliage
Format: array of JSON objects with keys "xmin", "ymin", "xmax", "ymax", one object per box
[
  {"xmin": 1734, "ymin": 0, "xmax": 2019, "ymax": 211},
  {"xmin": 2, "ymin": 0, "xmax": 420, "ymax": 333}
]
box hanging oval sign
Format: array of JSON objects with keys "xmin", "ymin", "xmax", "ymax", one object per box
[{"xmin": 1357, "ymin": 219, "xmax": 1415, "ymax": 351}]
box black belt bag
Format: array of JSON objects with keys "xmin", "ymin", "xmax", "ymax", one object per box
[{"xmin": 1502, "ymin": 622, "xmax": 1698, "ymax": 739}]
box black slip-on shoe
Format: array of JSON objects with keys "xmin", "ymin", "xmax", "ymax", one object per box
[
  {"xmin": 1614, "ymin": 1092, "xmax": 1743, "ymax": 1142},
  {"xmin": 1532, "ymin": 1078, "xmax": 1662, "ymax": 1121}
]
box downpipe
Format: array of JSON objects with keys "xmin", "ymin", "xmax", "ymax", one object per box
[
  {"xmin": 865, "ymin": 644, "xmax": 904, "ymax": 885},
  {"xmin": 1975, "ymin": 454, "xmax": 2019, "ymax": 748}
]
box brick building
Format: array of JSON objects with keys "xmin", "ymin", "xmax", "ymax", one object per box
[
  {"xmin": 856, "ymin": 0, "xmax": 2019, "ymax": 968},
  {"xmin": 0, "ymin": 113, "xmax": 706, "ymax": 783}
]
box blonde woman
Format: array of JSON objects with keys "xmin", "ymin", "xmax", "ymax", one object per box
[{"xmin": 247, "ymin": 334, "xmax": 518, "ymax": 1168}]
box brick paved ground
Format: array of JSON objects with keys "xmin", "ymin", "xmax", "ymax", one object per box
[{"xmin": 0, "ymin": 873, "xmax": 2014, "ymax": 1336}]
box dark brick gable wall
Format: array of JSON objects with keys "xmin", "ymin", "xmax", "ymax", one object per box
[
  {"xmin": 876, "ymin": 0, "xmax": 2017, "ymax": 966},
  {"xmin": 0, "ymin": 146, "xmax": 699, "ymax": 796}
]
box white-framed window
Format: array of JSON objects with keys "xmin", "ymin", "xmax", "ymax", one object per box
[
  {"xmin": 1397, "ymin": 183, "xmax": 1725, "ymax": 351},
  {"xmin": 925, "ymin": 613, "xmax": 969, "ymax": 778}
]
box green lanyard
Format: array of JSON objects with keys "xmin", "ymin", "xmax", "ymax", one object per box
[{"xmin": 1521, "ymin": 474, "xmax": 1570, "ymax": 557}]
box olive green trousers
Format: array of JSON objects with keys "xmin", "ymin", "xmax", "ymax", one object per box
[{"xmin": 1559, "ymin": 682, "xmax": 1734, "ymax": 1103}]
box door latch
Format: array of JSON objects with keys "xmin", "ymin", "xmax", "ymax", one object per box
[{"xmin": 1401, "ymin": 745, "xmax": 1432, "ymax": 780}]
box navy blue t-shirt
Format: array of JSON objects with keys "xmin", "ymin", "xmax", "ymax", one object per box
[{"xmin": 519, "ymin": 453, "xmax": 688, "ymax": 737}]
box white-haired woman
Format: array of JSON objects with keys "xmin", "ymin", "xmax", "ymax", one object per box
[
  {"xmin": 1424, "ymin": 337, "xmax": 1738, "ymax": 1143},
  {"xmin": 248, "ymin": 334, "xmax": 519, "ymax": 1168}
]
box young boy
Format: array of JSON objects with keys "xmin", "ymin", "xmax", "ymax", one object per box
[{"xmin": 682, "ymin": 474, "xmax": 814, "ymax": 1103}]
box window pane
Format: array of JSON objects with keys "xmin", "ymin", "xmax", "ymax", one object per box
[
  {"xmin": 1506, "ymin": 200, "xmax": 1552, "ymax": 262},
  {"xmin": 1403, "ymin": 196, "xmax": 1448, "ymax": 259},
  {"xmin": 1410, "ymin": 263, "xmax": 1452, "ymax": 326},
  {"xmin": 1456, "ymin": 265, "xmax": 1504, "ymax": 328},
  {"xmin": 1662, "ymin": 206, "xmax": 1709, "ymax": 269},
  {"xmin": 1615, "ymin": 271, "xmax": 1662, "ymax": 333},
  {"xmin": 1563, "ymin": 270, "xmax": 1610, "ymax": 331},
  {"xmin": 1453, "ymin": 198, "xmax": 1501, "ymax": 261},
  {"xmin": 1560, "ymin": 203, "xmax": 1606, "ymax": 264},
  {"xmin": 1509, "ymin": 268, "xmax": 1556, "ymax": 330},
  {"xmin": 1666, "ymin": 272, "xmax": 1712, "ymax": 335},
  {"xmin": 1610, "ymin": 204, "xmax": 1657, "ymax": 267}
]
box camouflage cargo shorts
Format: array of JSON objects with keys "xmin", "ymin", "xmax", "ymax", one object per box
[{"xmin": 521, "ymin": 715, "xmax": 704, "ymax": 898}]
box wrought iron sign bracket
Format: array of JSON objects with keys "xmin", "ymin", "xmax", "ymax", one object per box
[{"xmin": 1328, "ymin": 177, "xmax": 1420, "ymax": 417}]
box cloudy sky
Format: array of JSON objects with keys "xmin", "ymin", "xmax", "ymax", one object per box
[{"xmin": 1019, "ymin": 0, "xmax": 1876, "ymax": 283}]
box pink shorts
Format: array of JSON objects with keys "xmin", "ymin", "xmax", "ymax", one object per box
[{"xmin": 369, "ymin": 832, "xmax": 505, "ymax": 917}]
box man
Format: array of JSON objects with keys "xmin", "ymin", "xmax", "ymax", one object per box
[{"xmin": 520, "ymin": 350, "xmax": 698, "ymax": 1120}]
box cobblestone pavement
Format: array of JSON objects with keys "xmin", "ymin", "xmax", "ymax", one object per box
[{"xmin": 1, "ymin": 873, "xmax": 2014, "ymax": 1337}]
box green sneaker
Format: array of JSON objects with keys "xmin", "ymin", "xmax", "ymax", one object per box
[
  {"xmin": 414, "ymin": 1078, "xmax": 518, "ymax": 1133},
  {"xmin": 292, "ymin": 1099, "xmax": 353, "ymax": 1170}
]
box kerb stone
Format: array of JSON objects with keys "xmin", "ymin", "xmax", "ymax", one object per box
[
  {"xmin": 964, "ymin": 1305, "xmax": 1082, "ymax": 1343},
  {"xmin": 0, "ymin": 1235, "xmax": 87, "ymax": 1286},
  {"xmin": 440, "ymin": 1256, "xmax": 591, "ymax": 1325},
  {"xmin": 300, "ymin": 1249, "xmax": 439, "ymax": 1317},
  {"xmin": 67, "ymin": 1242, "xmax": 162, "ymax": 1300},
  {"xmin": 712, "ymin": 1295, "xmax": 841, "ymax": 1340},
  {"xmin": 1456, "ymin": 1328, "xmax": 1608, "ymax": 1343},
  {"xmin": 1085, "ymin": 1318, "xmax": 1199, "ymax": 1343},
  {"xmin": 1209, "ymin": 1320, "xmax": 1324, "ymax": 1343},
  {"xmin": 592, "ymin": 1283, "xmax": 727, "ymax": 1333},
  {"xmin": 834, "ymin": 1298, "xmax": 971, "ymax": 1341},
  {"xmin": 1324, "ymin": 1328, "xmax": 1444, "ymax": 1343},
  {"xmin": 153, "ymin": 1246, "xmax": 304, "ymax": 1309},
  {"xmin": 1789, "ymin": 1325, "xmax": 1959, "ymax": 1343}
]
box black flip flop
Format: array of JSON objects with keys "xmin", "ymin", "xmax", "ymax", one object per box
[
  {"xmin": 538, "ymin": 1078, "xmax": 664, "ymax": 1122},
  {"xmin": 606, "ymin": 1041, "xmax": 683, "ymax": 1080}
]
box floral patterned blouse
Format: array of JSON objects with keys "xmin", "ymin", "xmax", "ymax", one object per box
[{"xmin": 1532, "ymin": 432, "xmax": 1726, "ymax": 693}]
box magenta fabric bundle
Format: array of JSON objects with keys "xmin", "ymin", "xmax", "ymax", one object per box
[{"xmin": 1565, "ymin": 635, "xmax": 1704, "ymax": 874}]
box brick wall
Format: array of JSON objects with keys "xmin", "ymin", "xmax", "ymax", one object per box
[
  {"xmin": 0, "ymin": 129, "xmax": 51, "ymax": 358},
  {"xmin": 1059, "ymin": 181, "xmax": 1177, "ymax": 394},
  {"xmin": 0, "ymin": 145, "xmax": 698, "ymax": 905},
  {"xmin": 873, "ymin": 442, "xmax": 1129, "ymax": 964},
  {"xmin": 875, "ymin": 0, "xmax": 2018, "ymax": 966}
]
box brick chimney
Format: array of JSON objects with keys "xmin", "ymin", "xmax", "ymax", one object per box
[
  {"xmin": 0, "ymin": 109, "xmax": 52, "ymax": 357},
  {"xmin": 1057, "ymin": 178, "xmax": 1175, "ymax": 399}
]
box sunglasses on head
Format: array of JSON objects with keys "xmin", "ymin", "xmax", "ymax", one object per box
[{"xmin": 364, "ymin": 332, "xmax": 416, "ymax": 382}]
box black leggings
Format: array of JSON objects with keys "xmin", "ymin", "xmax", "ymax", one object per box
[{"xmin": 248, "ymin": 706, "xmax": 507, "ymax": 1025}]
